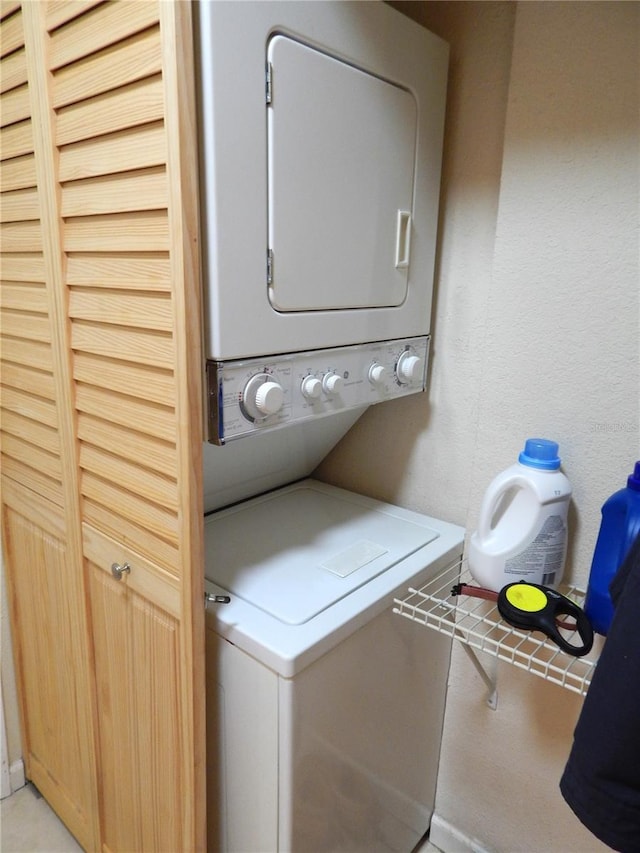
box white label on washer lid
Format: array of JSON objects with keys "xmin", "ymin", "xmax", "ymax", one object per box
[{"xmin": 320, "ymin": 540, "xmax": 389, "ymax": 578}]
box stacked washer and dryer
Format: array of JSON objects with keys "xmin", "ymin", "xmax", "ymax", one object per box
[{"xmin": 195, "ymin": 3, "xmax": 464, "ymax": 851}]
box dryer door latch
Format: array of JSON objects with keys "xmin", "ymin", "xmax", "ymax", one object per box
[
  {"xmin": 266, "ymin": 62, "xmax": 273, "ymax": 105},
  {"xmin": 267, "ymin": 248, "xmax": 274, "ymax": 286},
  {"xmin": 205, "ymin": 592, "xmax": 231, "ymax": 608}
]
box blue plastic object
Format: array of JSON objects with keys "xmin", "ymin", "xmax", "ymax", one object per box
[
  {"xmin": 584, "ymin": 462, "xmax": 640, "ymax": 635},
  {"xmin": 518, "ymin": 438, "xmax": 562, "ymax": 470}
]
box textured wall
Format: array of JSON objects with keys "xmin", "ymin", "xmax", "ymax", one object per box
[{"xmin": 318, "ymin": 2, "xmax": 639, "ymax": 850}]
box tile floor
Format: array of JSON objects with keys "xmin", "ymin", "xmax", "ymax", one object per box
[
  {"xmin": 1, "ymin": 784, "xmax": 82, "ymax": 852},
  {"xmin": 1, "ymin": 783, "xmax": 440, "ymax": 852}
]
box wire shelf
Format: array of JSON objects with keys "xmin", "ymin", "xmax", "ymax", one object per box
[{"xmin": 393, "ymin": 560, "xmax": 601, "ymax": 697}]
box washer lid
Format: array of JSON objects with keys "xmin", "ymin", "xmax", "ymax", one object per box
[{"xmin": 204, "ymin": 482, "xmax": 438, "ymax": 625}]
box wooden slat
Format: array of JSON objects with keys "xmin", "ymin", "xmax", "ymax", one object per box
[
  {"xmin": 65, "ymin": 251, "xmax": 170, "ymax": 290},
  {"xmin": 61, "ymin": 167, "xmax": 167, "ymax": 218},
  {"xmin": 0, "ymin": 186, "xmax": 39, "ymax": 222},
  {"xmin": 0, "ymin": 309, "xmax": 51, "ymax": 342},
  {"xmin": 0, "ymin": 360, "xmax": 55, "ymax": 399},
  {"xmin": 74, "ymin": 383, "xmax": 174, "ymax": 442},
  {"xmin": 58, "ymin": 122, "xmax": 166, "ymax": 182},
  {"xmin": 77, "ymin": 413, "xmax": 175, "ymax": 476},
  {"xmin": 0, "ymin": 118, "xmax": 32, "ymax": 159},
  {"xmin": 82, "ymin": 497, "xmax": 179, "ymax": 574},
  {"xmin": 80, "ymin": 444, "xmax": 178, "ymax": 511},
  {"xmin": 1, "ymin": 455, "xmax": 63, "ymax": 506},
  {"xmin": 0, "ymin": 3, "xmax": 21, "ymax": 24},
  {"xmin": 84, "ymin": 525, "xmax": 180, "ymax": 618},
  {"xmin": 73, "ymin": 352, "xmax": 174, "ymax": 406},
  {"xmin": 63, "ymin": 210, "xmax": 169, "ymax": 253},
  {"xmin": 68, "ymin": 288, "xmax": 172, "ymax": 331},
  {"xmin": 1, "ymin": 476, "xmax": 66, "ymax": 539},
  {"xmin": 50, "ymin": 1, "xmax": 159, "ymax": 71},
  {"xmin": 0, "ymin": 6, "xmax": 22, "ymax": 57},
  {"xmin": 71, "ymin": 321, "xmax": 173, "ymax": 368},
  {"xmin": 0, "ymin": 80, "xmax": 29, "ymax": 126},
  {"xmin": 0, "ymin": 252, "xmax": 45, "ymax": 281},
  {"xmin": 2, "ymin": 433, "xmax": 62, "ymax": 480},
  {"xmin": 0, "ymin": 337, "xmax": 53, "ymax": 371},
  {"xmin": 1, "ymin": 46, "xmax": 27, "ymax": 93},
  {"xmin": 56, "ymin": 74, "xmax": 164, "ymax": 147},
  {"xmin": 0, "ymin": 153, "xmax": 37, "ymax": 192},
  {"xmin": 81, "ymin": 472, "xmax": 177, "ymax": 546},
  {"xmin": 0, "ymin": 220, "xmax": 42, "ymax": 252},
  {"xmin": 0, "ymin": 281, "xmax": 48, "ymax": 312},
  {"xmin": 46, "ymin": 0, "xmax": 104, "ymax": 32},
  {"xmin": 1, "ymin": 410, "xmax": 60, "ymax": 454},
  {"xmin": 53, "ymin": 25, "xmax": 161, "ymax": 109},
  {"xmin": 1, "ymin": 384, "xmax": 58, "ymax": 427}
]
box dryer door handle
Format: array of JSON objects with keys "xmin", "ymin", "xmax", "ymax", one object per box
[{"xmin": 395, "ymin": 210, "xmax": 412, "ymax": 269}]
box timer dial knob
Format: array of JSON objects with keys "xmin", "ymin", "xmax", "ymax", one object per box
[
  {"xmin": 396, "ymin": 352, "xmax": 423, "ymax": 386},
  {"xmin": 301, "ymin": 375, "xmax": 322, "ymax": 400},
  {"xmin": 322, "ymin": 372, "xmax": 344, "ymax": 396},
  {"xmin": 368, "ymin": 363, "xmax": 387, "ymax": 386},
  {"xmin": 255, "ymin": 381, "xmax": 284, "ymax": 415},
  {"xmin": 242, "ymin": 374, "xmax": 285, "ymax": 420}
]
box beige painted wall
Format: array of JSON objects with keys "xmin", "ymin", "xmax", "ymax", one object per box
[
  {"xmin": 1, "ymin": 549, "xmax": 22, "ymax": 785},
  {"xmin": 318, "ymin": 2, "xmax": 639, "ymax": 850}
]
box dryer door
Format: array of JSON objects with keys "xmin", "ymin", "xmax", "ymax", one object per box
[{"xmin": 267, "ymin": 35, "xmax": 417, "ymax": 313}]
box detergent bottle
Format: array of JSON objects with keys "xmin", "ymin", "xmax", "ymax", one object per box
[
  {"xmin": 584, "ymin": 462, "xmax": 640, "ymax": 635},
  {"xmin": 468, "ymin": 439, "xmax": 572, "ymax": 593}
]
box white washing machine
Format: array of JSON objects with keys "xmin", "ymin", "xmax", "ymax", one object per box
[{"xmin": 204, "ymin": 480, "xmax": 464, "ymax": 852}]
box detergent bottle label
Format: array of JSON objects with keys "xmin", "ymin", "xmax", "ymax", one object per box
[{"xmin": 504, "ymin": 514, "xmax": 567, "ymax": 586}]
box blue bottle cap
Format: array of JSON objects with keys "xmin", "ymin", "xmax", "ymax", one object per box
[
  {"xmin": 628, "ymin": 462, "xmax": 640, "ymax": 492},
  {"xmin": 518, "ymin": 438, "xmax": 561, "ymax": 471}
]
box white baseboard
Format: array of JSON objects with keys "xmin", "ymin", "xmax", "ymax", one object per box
[
  {"xmin": 9, "ymin": 759, "xmax": 25, "ymax": 794},
  {"xmin": 430, "ymin": 812, "xmax": 493, "ymax": 853}
]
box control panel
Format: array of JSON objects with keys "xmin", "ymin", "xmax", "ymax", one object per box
[{"xmin": 207, "ymin": 336, "xmax": 429, "ymax": 444}]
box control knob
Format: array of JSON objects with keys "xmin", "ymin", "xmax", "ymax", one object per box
[
  {"xmin": 395, "ymin": 351, "xmax": 423, "ymax": 386},
  {"xmin": 322, "ymin": 372, "xmax": 344, "ymax": 396},
  {"xmin": 242, "ymin": 373, "xmax": 285, "ymax": 420},
  {"xmin": 368, "ymin": 363, "xmax": 387, "ymax": 386},
  {"xmin": 301, "ymin": 375, "xmax": 322, "ymax": 400}
]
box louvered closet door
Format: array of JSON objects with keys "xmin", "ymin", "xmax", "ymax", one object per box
[
  {"xmin": 1, "ymin": 2, "xmax": 205, "ymax": 851},
  {"xmin": 0, "ymin": 1, "xmax": 64, "ymax": 505},
  {"xmin": 1, "ymin": 3, "xmax": 100, "ymax": 848}
]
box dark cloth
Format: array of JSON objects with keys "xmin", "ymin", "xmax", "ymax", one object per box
[{"xmin": 560, "ymin": 532, "xmax": 640, "ymax": 852}]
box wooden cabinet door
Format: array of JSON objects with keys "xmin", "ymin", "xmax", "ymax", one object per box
[
  {"xmin": 84, "ymin": 524, "xmax": 187, "ymax": 853},
  {"xmin": 1, "ymin": 1, "xmax": 205, "ymax": 850},
  {"xmin": 1, "ymin": 3, "xmax": 100, "ymax": 848},
  {"xmin": 1, "ymin": 484, "xmax": 100, "ymax": 850}
]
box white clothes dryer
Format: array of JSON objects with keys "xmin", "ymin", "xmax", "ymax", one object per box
[
  {"xmin": 195, "ymin": 1, "xmax": 449, "ymax": 447},
  {"xmin": 204, "ymin": 480, "xmax": 464, "ymax": 852},
  {"xmin": 196, "ymin": 1, "xmax": 448, "ymax": 363}
]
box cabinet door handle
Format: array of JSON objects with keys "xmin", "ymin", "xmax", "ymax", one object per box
[{"xmin": 111, "ymin": 562, "xmax": 131, "ymax": 581}]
